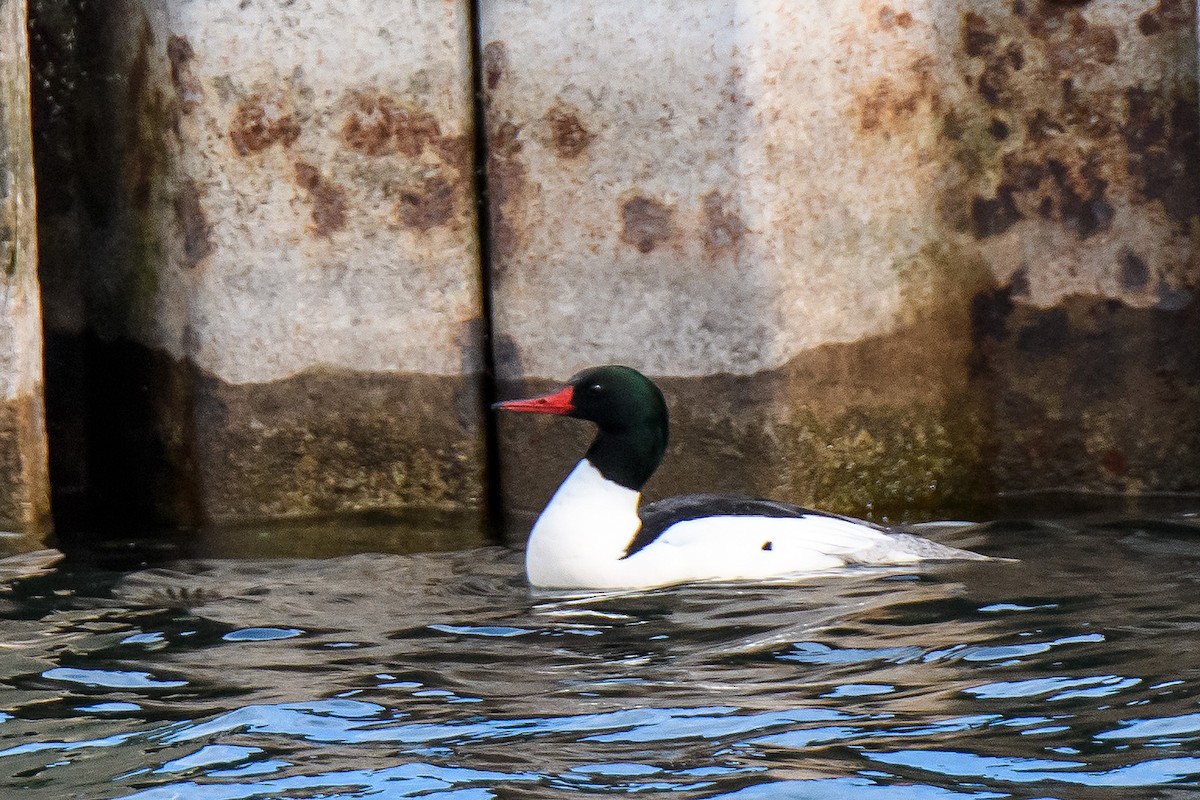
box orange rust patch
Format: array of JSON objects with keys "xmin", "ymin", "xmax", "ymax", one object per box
[
  {"xmin": 700, "ymin": 191, "xmax": 747, "ymax": 255},
  {"xmin": 857, "ymin": 56, "xmax": 939, "ymax": 133},
  {"xmin": 542, "ymin": 101, "xmax": 594, "ymax": 159},
  {"xmin": 393, "ymin": 107, "xmax": 443, "ymax": 158},
  {"xmin": 878, "ymin": 6, "xmax": 913, "ymax": 29},
  {"xmin": 230, "ymin": 92, "xmax": 300, "ymax": 156},
  {"xmin": 342, "ymin": 94, "xmax": 401, "ymax": 156},
  {"xmin": 342, "ymin": 94, "xmax": 471, "ymax": 171},
  {"xmin": 433, "ymin": 133, "xmax": 473, "ymax": 174},
  {"xmin": 293, "ymin": 162, "xmax": 348, "ymax": 238},
  {"xmin": 395, "ymin": 175, "xmax": 457, "ymax": 231},
  {"xmin": 861, "ymin": 0, "xmax": 914, "ymax": 33},
  {"xmin": 620, "ymin": 195, "xmax": 675, "ymax": 254}
]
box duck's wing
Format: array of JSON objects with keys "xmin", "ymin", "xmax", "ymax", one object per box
[{"xmin": 626, "ymin": 493, "xmax": 887, "ymax": 559}]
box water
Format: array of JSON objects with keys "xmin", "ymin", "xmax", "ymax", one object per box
[{"xmin": 2, "ymin": 513, "xmax": 1200, "ymax": 798}]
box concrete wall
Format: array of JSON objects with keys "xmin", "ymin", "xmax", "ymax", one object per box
[
  {"xmin": 31, "ymin": 0, "xmax": 489, "ymax": 533},
  {"xmin": 19, "ymin": 0, "xmax": 1200, "ymax": 543},
  {"xmin": 0, "ymin": 0, "xmax": 51, "ymax": 542},
  {"xmin": 483, "ymin": 0, "xmax": 1200, "ymax": 534}
]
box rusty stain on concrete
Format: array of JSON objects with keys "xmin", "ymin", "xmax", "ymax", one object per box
[
  {"xmin": 876, "ymin": 5, "xmax": 914, "ymax": 30},
  {"xmin": 293, "ymin": 161, "xmax": 348, "ymax": 237},
  {"xmin": 1044, "ymin": 19, "xmax": 1118, "ymax": 71},
  {"xmin": 342, "ymin": 93, "xmax": 473, "ymax": 173},
  {"xmin": 542, "ymin": 100, "xmax": 594, "ymax": 159},
  {"xmin": 1020, "ymin": 1, "xmax": 1092, "ymax": 37},
  {"xmin": 166, "ymin": 34, "xmax": 202, "ymax": 114},
  {"xmin": 1136, "ymin": 0, "xmax": 1190, "ymax": 36},
  {"xmin": 1122, "ymin": 87, "xmax": 1200, "ymax": 226},
  {"xmin": 700, "ymin": 190, "xmax": 746, "ymax": 256},
  {"xmin": 393, "ymin": 107, "xmax": 443, "ymax": 158},
  {"xmin": 433, "ymin": 133, "xmax": 472, "ymax": 174},
  {"xmin": 858, "ymin": 56, "xmax": 939, "ymax": 133},
  {"xmin": 174, "ymin": 178, "xmax": 213, "ymax": 267},
  {"xmin": 396, "ymin": 175, "xmax": 456, "ymax": 231},
  {"xmin": 485, "ymin": 119, "xmax": 526, "ymax": 266},
  {"xmin": 482, "ymin": 40, "xmax": 527, "ymax": 271},
  {"xmin": 620, "ymin": 194, "xmax": 675, "ymax": 254},
  {"xmin": 341, "ymin": 93, "xmax": 401, "ymax": 156},
  {"xmin": 482, "ymin": 39, "xmax": 508, "ymax": 91},
  {"xmin": 961, "ymin": 11, "xmax": 996, "ymax": 57},
  {"xmin": 229, "ymin": 91, "xmax": 300, "ymax": 156},
  {"xmin": 946, "ymin": 0, "xmax": 1197, "ymax": 258}
]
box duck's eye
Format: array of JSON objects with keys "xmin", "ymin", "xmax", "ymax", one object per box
[{"xmin": 587, "ymin": 383, "xmax": 604, "ymax": 396}]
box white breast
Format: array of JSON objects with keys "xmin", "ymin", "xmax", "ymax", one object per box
[{"xmin": 524, "ymin": 460, "xmax": 643, "ymax": 588}]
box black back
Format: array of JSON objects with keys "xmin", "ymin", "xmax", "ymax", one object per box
[{"xmin": 623, "ymin": 494, "xmax": 887, "ymax": 559}]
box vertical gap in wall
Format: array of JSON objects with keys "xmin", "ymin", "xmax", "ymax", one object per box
[
  {"xmin": 27, "ymin": 1, "xmax": 203, "ymax": 552},
  {"xmin": 26, "ymin": 0, "xmax": 89, "ymax": 542},
  {"xmin": 466, "ymin": 0, "xmax": 505, "ymax": 545}
]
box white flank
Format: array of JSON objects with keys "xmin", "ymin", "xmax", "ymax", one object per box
[{"xmin": 524, "ymin": 459, "xmax": 984, "ymax": 589}]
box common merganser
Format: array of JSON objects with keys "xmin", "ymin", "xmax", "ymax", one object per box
[{"xmin": 495, "ymin": 365, "xmax": 986, "ymax": 589}]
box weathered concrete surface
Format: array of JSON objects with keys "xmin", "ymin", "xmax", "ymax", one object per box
[
  {"xmin": 0, "ymin": 0, "xmax": 52, "ymax": 543},
  {"xmin": 30, "ymin": 0, "xmax": 488, "ymax": 531},
  {"xmin": 194, "ymin": 368, "xmax": 487, "ymax": 524},
  {"xmin": 485, "ymin": 0, "xmax": 1200, "ymax": 537}
]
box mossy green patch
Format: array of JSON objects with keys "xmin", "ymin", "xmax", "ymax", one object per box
[
  {"xmin": 891, "ymin": 240, "xmax": 994, "ymax": 325},
  {"xmin": 777, "ymin": 399, "xmax": 990, "ymax": 520},
  {"xmin": 941, "ymin": 106, "xmax": 1005, "ymax": 179}
]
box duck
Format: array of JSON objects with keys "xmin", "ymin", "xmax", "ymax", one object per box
[{"xmin": 495, "ymin": 365, "xmax": 987, "ymax": 589}]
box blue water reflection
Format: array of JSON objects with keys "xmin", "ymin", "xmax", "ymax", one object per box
[{"xmin": 0, "ymin": 517, "xmax": 1198, "ymax": 797}]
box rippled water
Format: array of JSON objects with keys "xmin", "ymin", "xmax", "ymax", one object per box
[{"xmin": 2, "ymin": 513, "xmax": 1200, "ymax": 798}]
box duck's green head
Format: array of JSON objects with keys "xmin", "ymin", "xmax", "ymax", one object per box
[{"xmin": 494, "ymin": 365, "xmax": 669, "ymax": 490}]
